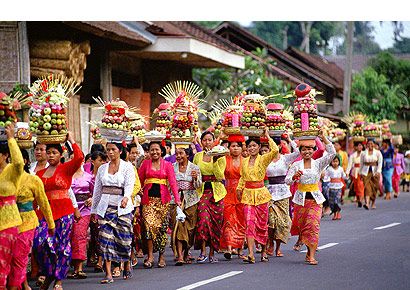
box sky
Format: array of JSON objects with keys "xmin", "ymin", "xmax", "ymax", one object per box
[{"xmin": 239, "ymin": 21, "xmax": 410, "ymax": 50}]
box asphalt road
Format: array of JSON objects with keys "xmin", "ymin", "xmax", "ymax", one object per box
[{"xmin": 38, "ymin": 192, "xmax": 410, "ymax": 290}]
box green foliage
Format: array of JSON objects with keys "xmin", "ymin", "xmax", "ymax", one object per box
[
  {"xmin": 337, "ymin": 22, "xmax": 381, "ymax": 55},
  {"xmin": 369, "ymin": 51, "xmax": 410, "ymax": 96},
  {"xmin": 351, "ymin": 67, "xmax": 405, "ymax": 121},
  {"xmin": 193, "ymin": 48, "xmax": 291, "ymax": 109},
  {"xmin": 249, "ymin": 21, "xmax": 344, "ymax": 55},
  {"xmin": 388, "ymin": 37, "xmax": 410, "ymax": 54}
]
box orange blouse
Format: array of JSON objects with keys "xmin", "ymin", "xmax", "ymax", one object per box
[{"xmin": 224, "ymin": 155, "xmax": 242, "ymax": 204}]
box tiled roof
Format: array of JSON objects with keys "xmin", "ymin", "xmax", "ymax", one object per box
[
  {"xmin": 64, "ymin": 21, "xmax": 152, "ymax": 47},
  {"xmin": 286, "ymin": 47, "xmax": 344, "ymax": 89},
  {"xmin": 213, "ymin": 21, "xmax": 344, "ymax": 90}
]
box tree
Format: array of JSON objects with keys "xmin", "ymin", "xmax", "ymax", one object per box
[
  {"xmin": 193, "ymin": 48, "xmax": 291, "ymax": 111},
  {"xmin": 388, "ymin": 37, "xmax": 410, "ymax": 54},
  {"xmin": 350, "ymin": 67, "xmax": 406, "ymax": 121},
  {"xmin": 336, "ymin": 22, "xmax": 381, "ymax": 55},
  {"xmin": 249, "ymin": 21, "xmax": 344, "ymax": 55}
]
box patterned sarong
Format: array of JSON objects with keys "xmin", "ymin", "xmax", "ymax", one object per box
[
  {"xmin": 142, "ymin": 197, "xmax": 169, "ymax": 254},
  {"xmin": 244, "ymin": 202, "xmax": 269, "ymax": 245},
  {"xmin": 291, "ymin": 200, "xmax": 322, "ymax": 248},
  {"xmin": 99, "ymin": 207, "xmax": 133, "ymax": 262}
]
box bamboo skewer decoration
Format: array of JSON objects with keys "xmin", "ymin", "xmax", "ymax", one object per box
[{"xmin": 29, "ymin": 40, "xmax": 91, "ymax": 85}]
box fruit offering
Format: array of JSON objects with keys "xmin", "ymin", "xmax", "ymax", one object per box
[
  {"xmin": 379, "ymin": 119, "xmax": 394, "ymax": 139},
  {"xmin": 266, "ymin": 103, "xmax": 286, "ymax": 133},
  {"xmin": 29, "ymin": 102, "xmax": 68, "ymax": 136},
  {"xmin": 159, "ymin": 81, "xmax": 204, "ymax": 142},
  {"xmin": 342, "ymin": 112, "xmax": 366, "ymax": 142},
  {"xmin": 89, "ymin": 124, "xmax": 102, "ymax": 140},
  {"xmin": 282, "ymin": 108, "xmax": 294, "ymax": 131},
  {"xmin": 153, "ymin": 103, "xmax": 172, "ymax": 135},
  {"xmin": 292, "ymin": 83, "xmax": 320, "ymax": 138},
  {"xmin": 28, "ymin": 76, "xmax": 78, "ymax": 142},
  {"xmin": 329, "ymin": 128, "xmax": 346, "ymax": 142},
  {"xmin": 15, "ymin": 122, "xmax": 33, "ymax": 149},
  {"xmin": 363, "ymin": 123, "xmax": 380, "ymax": 137},
  {"xmin": 0, "ymin": 92, "xmax": 18, "ymax": 127},
  {"xmin": 98, "ymin": 99, "xmax": 129, "ymax": 131},
  {"xmin": 240, "ymin": 94, "xmax": 267, "ymax": 136}
]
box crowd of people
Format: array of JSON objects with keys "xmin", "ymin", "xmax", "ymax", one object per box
[{"xmin": 0, "ymin": 123, "xmax": 408, "ymax": 289}]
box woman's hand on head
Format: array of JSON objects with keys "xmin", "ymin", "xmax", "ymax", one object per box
[
  {"xmin": 67, "ymin": 131, "xmax": 75, "ymax": 144},
  {"xmin": 5, "ymin": 123, "xmax": 15, "ymax": 140}
]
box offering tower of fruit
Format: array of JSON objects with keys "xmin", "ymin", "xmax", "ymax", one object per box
[
  {"xmin": 212, "ymin": 92, "xmax": 245, "ymax": 135},
  {"xmin": 282, "ymin": 108, "xmax": 294, "ymax": 131},
  {"xmin": 292, "ymin": 83, "xmax": 320, "ymax": 138},
  {"xmin": 0, "ymin": 91, "xmax": 31, "ymax": 144},
  {"xmin": 153, "ymin": 103, "xmax": 172, "ymax": 135},
  {"xmin": 379, "ymin": 119, "xmax": 394, "ymax": 139},
  {"xmin": 363, "ymin": 123, "xmax": 381, "ymax": 138},
  {"xmin": 342, "ymin": 112, "xmax": 366, "ymax": 142},
  {"xmin": 266, "ymin": 103, "xmax": 286, "ymax": 135},
  {"xmin": 28, "ymin": 75, "xmax": 79, "ymax": 143},
  {"xmin": 159, "ymin": 81, "xmax": 204, "ymax": 142},
  {"xmin": 129, "ymin": 113, "xmax": 147, "ymax": 142},
  {"xmin": 239, "ymin": 94, "xmax": 267, "ymax": 136},
  {"xmin": 96, "ymin": 98, "xmax": 129, "ymax": 131}
]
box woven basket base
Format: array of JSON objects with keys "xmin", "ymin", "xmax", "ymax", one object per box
[{"xmin": 36, "ymin": 134, "xmax": 67, "ymax": 145}]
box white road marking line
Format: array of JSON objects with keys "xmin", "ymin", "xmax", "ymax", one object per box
[
  {"xmin": 177, "ymin": 271, "xmax": 243, "ymax": 290},
  {"xmin": 301, "ymin": 242, "xmax": 339, "ymax": 253},
  {"xmin": 373, "ymin": 222, "xmax": 401, "ymax": 230}
]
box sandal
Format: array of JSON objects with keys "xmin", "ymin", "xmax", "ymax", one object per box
[
  {"xmin": 100, "ymin": 277, "xmax": 114, "ymax": 284},
  {"xmin": 209, "ymin": 256, "xmax": 219, "ymax": 264},
  {"xmin": 305, "ymin": 259, "xmax": 318, "ymax": 265},
  {"xmin": 243, "ymin": 255, "xmax": 255, "ymax": 264},
  {"xmin": 131, "ymin": 257, "xmax": 138, "ymax": 267},
  {"xmin": 53, "ymin": 285, "xmax": 63, "ymax": 290},
  {"xmin": 143, "ymin": 260, "xmax": 153, "ymax": 269},
  {"xmin": 36, "ymin": 276, "xmax": 46, "ymax": 286},
  {"xmin": 293, "ymin": 243, "xmax": 303, "ymax": 252},
  {"xmin": 275, "ymin": 251, "xmax": 284, "ymax": 257},
  {"xmin": 77, "ymin": 271, "xmax": 87, "ymax": 279},
  {"xmin": 238, "ymin": 253, "xmax": 246, "ymax": 259},
  {"xmin": 196, "ymin": 254, "xmax": 208, "ymax": 264},
  {"xmin": 94, "ymin": 265, "xmax": 104, "ymax": 273},
  {"xmin": 67, "ymin": 272, "xmax": 79, "ymax": 279},
  {"xmin": 261, "ymin": 256, "xmax": 269, "ymax": 262},
  {"xmin": 112, "ymin": 269, "xmax": 121, "ymax": 278},
  {"xmin": 224, "ymin": 251, "xmax": 232, "ymax": 260},
  {"xmin": 175, "ymin": 259, "xmax": 185, "ymax": 266},
  {"xmin": 157, "ymin": 260, "xmax": 166, "ymax": 268},
  {"xmin": 123, "ymin": 270, "xmax": 132, "ymax": 280}
]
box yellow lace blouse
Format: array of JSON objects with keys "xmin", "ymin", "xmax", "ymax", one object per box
[
  {"xmin": 131, "ymin": 166, "xmax": 142, "ymax": 203},
  {"xmin": 17, "ymin": 172, "xmax": 55, "ymax": 233},
  {"xmin": 193, "ymin": 152, "xmax": 227, "ymax": 202},
  {"xmin": 0, "ymin": 138, "xmax": 24, "ymax": 231},
  {"xmin": 238, "ymin": 137, "xmax": 279, "ymax": 206}
]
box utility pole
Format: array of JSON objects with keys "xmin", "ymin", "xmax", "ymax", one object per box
[{"xmin": 343, "ymin": 21, "xmax": 354, "ymax": 115}]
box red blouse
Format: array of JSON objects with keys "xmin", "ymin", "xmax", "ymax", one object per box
[{"xmin": 37, "ymin": 143, "xmax": 84, "ymax": 220}]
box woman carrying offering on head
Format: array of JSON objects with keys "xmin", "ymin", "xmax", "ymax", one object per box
[
  {"xmin": 285, "ymin": 129, "xmax": 336, "ymax": 265},
  {"xmin": 237, "ymin": 128, "xmax": 279, "ymax": 264}
]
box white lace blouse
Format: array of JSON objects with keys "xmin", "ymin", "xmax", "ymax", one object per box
[
  {"xmin": 172, "ymin": 162, "xmax": 202, "ymax": 208},
  {"xmin": 91, "ymin": 160, "xmax": 136, "ymax": 217},
  {"xmin": 324, "ymin": 166, "xmax": 346, "ymax": 189},
  {"xmin": 286, "ymin": 142, "xmax": 336, "ymax": 206},
  {"xmin": 266, "ymin": 141, "xmax": 299, "ymax": 201}
]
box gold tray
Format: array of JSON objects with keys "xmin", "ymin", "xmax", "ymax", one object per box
[
  {"xmin": 170, "ymin": 136, "xmax": 194, "ymax": 143},
  {"xmin": 293, "ymin": 129, "xmax": 319, "ymax": 139},
  {"xmin": 223, "ymin": 127, "xmax": 241, "ymax": 135},
  {"xmin": 269, "ymin": 130, "xmax": 285, "ymax": 137},
  {"xmin": 351, "ymin": 136, "xmax": 365, "ymax": 142},
  {"xmin": 36, "ymin": 134, "xmax": 67, "ymax": 144},
  {"xmin": 206, "ymin": 150, "xmax": 229, "ymax": 157},
  {"xmin": 240, "ymin": 128, "xmax": 264, "ymax": 137},
  {"xmin": 17, "ymin": 140, "xmax": 34, "ymax": 149}
]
